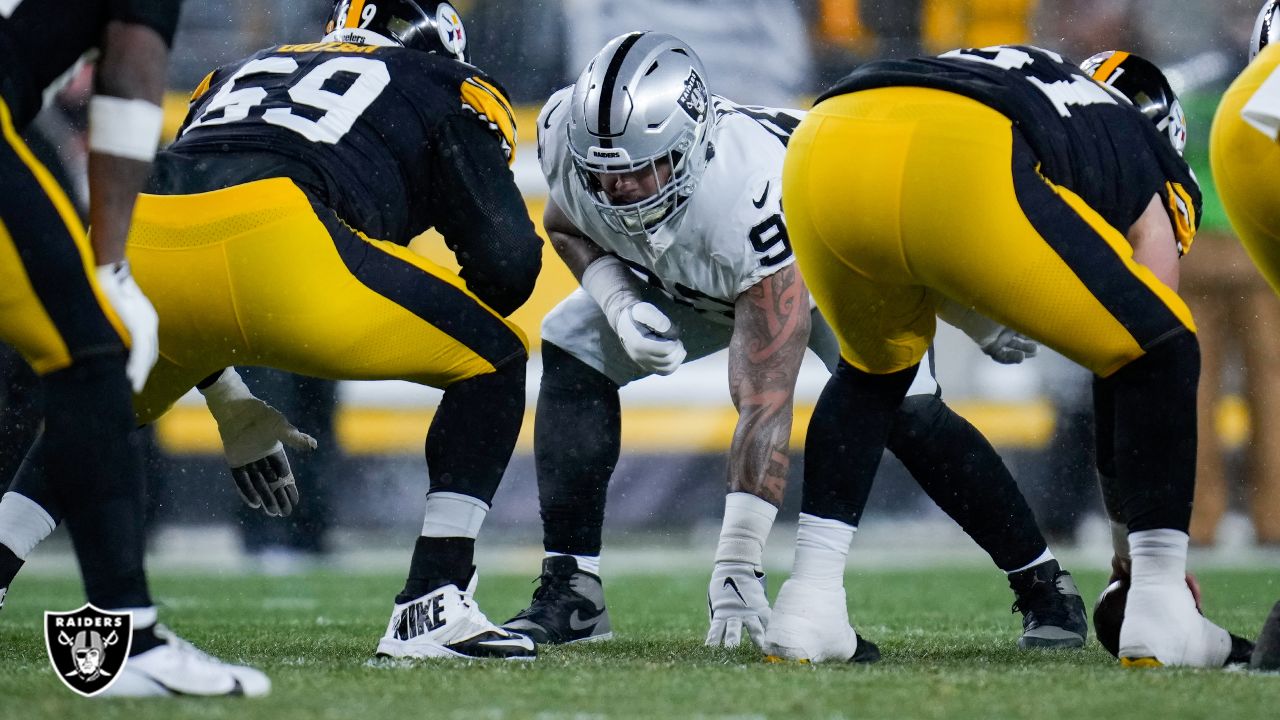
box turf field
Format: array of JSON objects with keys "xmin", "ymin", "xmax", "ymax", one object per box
[{"xmin": 1, "ymin": 567, "xmax": 1276, "ymax": 719}]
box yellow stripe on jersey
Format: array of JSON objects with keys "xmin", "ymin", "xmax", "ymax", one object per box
[
  {"xmin": 344, "ymin": 0, "xmax": 367, "ymax": 29},
  {"xmin": 189, "ymin": 70, "xmax": 215, "ymax": 104},
  {"xmin": 1165, "ymin": 181, "xmax": 1197, "ymax": 256},
  {"xmin": 460, "ymin": 76, "xmax": 518, "ymax": 166}
]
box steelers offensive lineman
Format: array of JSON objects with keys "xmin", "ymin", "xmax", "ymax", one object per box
[
  {"xmin": 1212, "ymin": 1, "xmax": 1280, "ymax": 297},
  {"xmin": 0, "ymin": 0, "xmax": 270, "ymax": 696},
  {"xmin": 0, "ymin": 0, "xmax": 542, "ymax": 661},
  {"xmin": 502, "ymin": 32, "xmax": 1086, "ymax": 652},
  {"xmin": 766, "ymin": 44, "xmax": 1241, "ymax": 668}
]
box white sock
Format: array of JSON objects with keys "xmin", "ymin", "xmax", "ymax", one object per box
[
  {"xmin": 121, "ymin": 606, "xmax": 158, "ymax": 629},
  {"xmin": 1110, "ymin": 520, "xmax": 1131, "ymax": 562},
  {"xmin": 714, "ymin": 492, "xmax": 777, "ymax": 570},
  {"xmin": 1006, "ymin": 547, "xmax": 1055, "ymax": 575},
  {"xmin": 1129, "ymin": 528, "xmax": 1189, "ymax": 587},
  {"xmin": 0, "ymin": 491, "xmax": 56, "ymax": 560},
  {"xmin": 546, "ymin": 551, "xmax": 599, "ymax": 576},
  {"xmin": 420, "ymin": 492, "xmax": 489, "ymax": 539},
  {"xmin": 791, "ymin": 513, "xmax": 854, "ymax": 590}
]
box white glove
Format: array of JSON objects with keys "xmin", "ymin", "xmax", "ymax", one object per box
[
  {"xmin": 95, "ymin": 261, "xmax": 158, "ymax": 393},
  {"xmin": 616, "ymin": 302, "xmax": 686, "ymax": 376},
  {"xmin": 981, "ymin": 327, "xmax": 1038, "ymax": 365},
  {"xmin": 200, "ymin": 368, "xmax": 317, "ymax": 517},
  {"xmin": 705, "ymin": 561, "xmax": 770, "ymax": 648}
]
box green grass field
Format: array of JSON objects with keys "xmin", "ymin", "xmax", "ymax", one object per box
[{"xmin": 1, "ymin": 568, "xmax": 1277, "ymax": 719}]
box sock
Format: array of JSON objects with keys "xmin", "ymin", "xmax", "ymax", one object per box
[
  {"xmin": 546, "ymin": 551, "xmax": 600, "ymax": 576},
  {"xmin": 1129, "ymin": 528, "xmax": 1189, "ymax": 587},
  {"xmin": 0, "ymin": 491, "xmax": 54, "ymax": 587},
  {"xmin": 714, "ymin": 492, "xmax": 777, "ymax": 571},
  {"xmin": 791, "ymin": 513, "xmax": 854, "ymax": 590},
  {"xmin": 396, "ymin": 537, "xmax": 475, "ymax": 603},
  {"xmin": 1006, "ymin": 548, "xmax": 1056, "ymax": 576}
]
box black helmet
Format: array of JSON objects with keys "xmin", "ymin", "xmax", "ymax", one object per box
[
  {"xmin": 326, "ymin": 1, "xmax": 467, "ymax": 62},
  {"xmin": 1081, "ymin": 50, "xmax": 1187, "ymax": 156},
  {"xmin": 1253, "ymin": 0, "xmax": 1280, "ymax": 62}
]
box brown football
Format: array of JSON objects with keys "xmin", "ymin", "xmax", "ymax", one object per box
[{"xmin": 1093, "ymin": 577, "xmax": 1128, "ymax": 658}]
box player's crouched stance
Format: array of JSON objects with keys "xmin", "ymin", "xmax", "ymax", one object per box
[{"xmin": 764, "ymin": 45, "xmax": 1234, "ymax": 668}]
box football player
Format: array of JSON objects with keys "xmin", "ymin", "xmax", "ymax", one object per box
[
  {"xmin": 501, "ymin": 32, "xmax": 1085, "ymax": 652},
  {"xmin": 766, "ymin": 44, "xmax": 1236, "ymax": 668},
  {"xmin": 0, "ymin": 0, "xmax": 542, "ymax": 662},
  {"xmin": 0, "ymin": 0, "xmax": 270, "ymax": 696},
  {"xmin": 1212, "ymin": 1, "xmax": 1280, "ymax": 296}
]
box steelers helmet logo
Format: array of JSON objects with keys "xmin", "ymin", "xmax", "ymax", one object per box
[{"xmin": 435, "ymin": 3, "xmax": 466, "ymax": 59}]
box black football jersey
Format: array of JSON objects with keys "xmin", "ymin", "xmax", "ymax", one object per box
[
  {"xmin": 821, "ymin": 45, "xmax": 1201, "ymax": 244},
  {"xmin": 154, "ymin": 42, "xmax": 524, "ymax": 247},
  {"xmin": 0, "ymin": 0, "xmax": 181, "ymax": 129}
]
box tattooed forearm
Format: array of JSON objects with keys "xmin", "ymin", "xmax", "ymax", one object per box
[{"xmin": 727, "ymin": 264, "xmax": 811, "ymax": 506}]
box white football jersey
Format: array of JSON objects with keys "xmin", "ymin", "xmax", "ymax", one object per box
[{"xmin": 539, "ymin": 87, "xmax": 803, "ymax": 324}]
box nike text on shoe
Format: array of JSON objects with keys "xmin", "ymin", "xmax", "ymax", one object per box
[
  {"xmin": 759, "ymin": 578, "xmax": 879, "ymax": 664},
  {"xmin": 375, "ymin": 571, "xmax": 536, "ymax": 661},
  {"xmin": 101, "ymin": 625, "xmax": 270, "ymax": 698},
  {"xmin": 502, "ymin": 555, "xmax": 612, "ymax": 645},
  {"xmin": 1118, "ymin": 579, "xmax": 1232, "ymax": 668},
  {"xmin": 1009, "ymin": 560, "xmax": 1088, "ymax": 650}
]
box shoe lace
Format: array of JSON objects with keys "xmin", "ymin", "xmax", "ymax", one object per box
[
  {"xmin": 1011, "ymin": 573, "xmax": 1075, "ymax": 628},
  {"xmin": 526, "ymin": 570, "xmax": 574, "ymax": 608}
]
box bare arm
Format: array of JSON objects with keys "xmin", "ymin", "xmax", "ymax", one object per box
[
  {"xmin": 543, "ymin": 196, "xmax": 608, "ymax": 281},
  {"xmin": 1127, "ymin": 193, "xmax": 1180, "ymax": 292},
  {"xmin": 88, "ymin": 21, "xmax": 170, "ymax": 265},
  {"xmin": 726, "ymin": 264, "xmax": 811, "ymax": 506}
]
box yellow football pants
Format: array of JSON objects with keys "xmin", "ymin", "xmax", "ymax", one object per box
[
  {"xmin": 1211, "ymin": 44, "xmax": 1280, "ymax": 297},
  {"xmin": 127, "ymin": 178, "xmax": 528, "ymax": 424},
  {"xmin": 0, "ymin": 96, "xmax": 127, "ymax": 375},
  {"xmin": 784, "ymin": 87, "xmax": 1194, "ymax": 378}
]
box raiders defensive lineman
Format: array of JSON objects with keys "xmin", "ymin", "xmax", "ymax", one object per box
[
  {"xmin": 0, "ymin": 0, "xmax": 542, "ymax": 662},
  {"xmin": 503, "ymin": 32, "xmax": 1086, "ymax": 652}
]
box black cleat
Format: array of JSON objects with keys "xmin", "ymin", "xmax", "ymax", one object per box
[
  {"xmin": 1250, "ymin": 600, "xmax": 1280, "ymax": 670},
  {"xmin": 1009, "ymin": 560, "xmax": 1088, "ymax": 649},
  {"xmin": 502, "ymin": 556, "xmax": 612, "ymax": 644},
  {"xmin": 850, "ymin": 633, "xmax": 881, "ymax": 664}
]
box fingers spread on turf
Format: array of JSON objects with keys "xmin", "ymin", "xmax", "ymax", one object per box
[
  {"xmin": 744, "ymin": 616, "xmax": 766, "ymax": 647},
  {"xmin": 706, "ymin": 619, "xmax": 725, "ymax": 647},
  {"xmin": 724, "ymin": 618, "xmax": 743, "ymax": 647}
]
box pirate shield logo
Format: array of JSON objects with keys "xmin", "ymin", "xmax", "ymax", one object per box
[{"xmin": 45, "ymin": 605, "xmax": 132, "ymax": 697}]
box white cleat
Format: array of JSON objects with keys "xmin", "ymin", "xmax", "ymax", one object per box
[
  {"xmin": 760, "ymin": 579, "xmax": 879, "ymax": 664},
  {"xmin": 375, "ymin": 571, "xmax": 536, "ymax": 661},
  {"xmin": 102, "ymin": 625, "xmax": 270, "ymax": 697},
  {"xmin": 1119, "ymin": 580, "xmax": 1231, "ymax": 668}
]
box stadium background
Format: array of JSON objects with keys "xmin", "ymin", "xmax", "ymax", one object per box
[{"xmin": 6, "ymin": 0, "xmax": 1278, "ymax": 574}]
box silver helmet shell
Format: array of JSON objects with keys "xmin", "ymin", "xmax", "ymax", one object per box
[
  {"xmin": 1253, "ymin": 0, "xmax": 1280, "ymax": 62},
  {"xmin": 567, "ymin": 32, "xmax": 714, "ymax": 236}
]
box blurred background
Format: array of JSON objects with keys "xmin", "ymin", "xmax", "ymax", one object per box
[{"xmin": 5, "ymin": 0, "xmax": 1278, "ymax": 576}]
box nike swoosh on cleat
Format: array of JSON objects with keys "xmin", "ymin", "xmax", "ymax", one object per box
[
  {"xmin": 568, "ymin": 610, "xmax": 604, "ymax": 632},
  {"xmin": 473, "ymin": 636, "xmax": 535, "ymax": 651},
  {"xmin": 752, "ymin": 181, "xmax": 770, "ymax": 209},
  {"xmin": 723, "ymin": 577, "xmax": 747, "ymax": 605}
]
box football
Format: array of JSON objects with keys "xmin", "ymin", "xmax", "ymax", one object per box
[{"xmin": 1093, "ymin": 578, "xmax": 1128, "ymax": 658}]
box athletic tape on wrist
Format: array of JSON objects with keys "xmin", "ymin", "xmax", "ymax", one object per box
[
  {"xmin": 198, "ymin": 367, "xmax": 252, "ymax": 406},
  {"xmin": 715, "ymin": 492, "xmax": 777, "ymax": 566},
  {"xmin": 88, "ymin": 95, "xmax": 163, "ymax": 162},
  {"xmin": 581, "ymin": 255, "xmax": 640, "ymax": 327}
]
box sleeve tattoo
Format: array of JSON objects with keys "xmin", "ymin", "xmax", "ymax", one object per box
[{"xmin": 727, "ymin": 263, "xmax": 811, "ymax": 505}]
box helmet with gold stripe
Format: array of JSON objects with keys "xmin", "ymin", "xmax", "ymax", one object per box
[
  {"xmin": 1253, "ymin": 0, "xmax": 1280, "ymax": 61},
  {"xmin": 1081, "ymin": 50, "xmax": 1186, "ymax": 156},
  {"xmin": 325, "ymin": 1, "xmax": 467, "ymax": 63}
]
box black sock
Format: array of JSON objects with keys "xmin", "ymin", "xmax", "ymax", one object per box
[
  {"xmin": 802, "ymin": 359, "xmax": 918, "ymax": 524},
  {"xmin": 888, "ymin": 393, "xmax": 1048, "ymax": 571},
  {"xmin": 41, "ymin": 354, "xmax": 151, "ymax": 609},
  {"xmin": 396, "ymin": 536, "xmax": 475, "ymax": 603},
  {"xmin": 0, "ymin": 543, "xmax": 22, "ymax": 589},
  {"xmin": 535, "ymin": 343, "xmax": 620, "ymax": 556},
  {"xmin": 129, "ymin": 623, "xmax": 165, "ymax": 655},
  {"xmin": 1105, "ymin": 331, "xmax": 1199, "ymax": 533}
]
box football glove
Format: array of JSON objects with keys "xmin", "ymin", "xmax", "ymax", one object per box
[
  {"xmin": 95, "ymin": 261, "xmax": 159, "ymax": 393},
  {"xmin": 199, "ymin": 368, "xmax": 317, "ymax": 517},
  {"xmin": 705, "ymin": 561, "xmax": 770, "ymax": 648},
  {"xmin": 616, "ymin": 302, "xmax": 686, "ymax": 376},
  {"xmin": 981, "ymin": 327, "xmax": 1039, "ymax": 365}
]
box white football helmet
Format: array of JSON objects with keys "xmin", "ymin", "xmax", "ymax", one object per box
[{"xmin": 567, "ymin": 32, "xmax": 714, "ymax": 236}]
